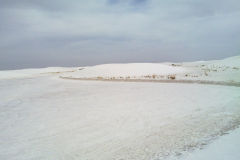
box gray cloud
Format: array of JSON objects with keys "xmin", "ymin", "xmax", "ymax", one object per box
[
  {"xmin": 0, "ymin": 0, "xmax": 240, "ymax": 70},
  {"xmin": 107, "ymin": 0, "xmax": 148, "ymax": 5}
]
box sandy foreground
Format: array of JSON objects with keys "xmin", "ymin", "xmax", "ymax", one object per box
[
  {"xmin": 0, "ymin": 75, "xmax": 240, "ymax": 160},
  {"xmin": 176, "ymin": 127, "xmax": 240, "ymax": 160},
  {"xmin": 0, "ymin": 56, "xmax": 240, "ymax": 160}
]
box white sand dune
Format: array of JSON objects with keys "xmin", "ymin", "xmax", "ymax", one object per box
[
  {"xmin": 0, "ymin": 56, "xmax": 240, "ymax": 160},
  {"xmin": 60, "ymin": 56, "xmax": 240, "ymax": 84},
  {"xmin": 63, "ymin": 63, "xmax": 188, "ymax": 77}
]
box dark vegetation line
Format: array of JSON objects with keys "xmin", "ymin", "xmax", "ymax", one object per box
[{"xmin": 59, "ymin": 76, "xmax": 240, "ymax": 87}]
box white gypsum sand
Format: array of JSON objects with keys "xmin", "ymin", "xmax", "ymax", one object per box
[
  {"xmin": 173, "ymin": 127, "xmax": 240, "ymax": 160},
  {"xmin": 60, "ymin": 56, "xmax": 240, "ymax": 84},
  {"xmin": 0, "ymin": 56, "xmax": 240, "ymax": 160}
]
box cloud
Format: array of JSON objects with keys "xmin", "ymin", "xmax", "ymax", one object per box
[
  {"xmin": 0, "ymin": 0, "xmax": 240, "ymax": 69},
  {"xmin": 107, "ymin": 0, "xmax": 148, "ymax": 5}
]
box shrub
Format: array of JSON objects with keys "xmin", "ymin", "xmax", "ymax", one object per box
[
  {"xmin": 233, "ymin": 67, "xmax": 239, "ymax": 70},
  {"xmin": 168, "ymin": 75, "xmax": 176, "ymax": 80}
]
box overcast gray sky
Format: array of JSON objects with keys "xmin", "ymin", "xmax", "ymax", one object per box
[{"xmin": 0, "ymin": 0, "xmax": 240, "ymax": 70}]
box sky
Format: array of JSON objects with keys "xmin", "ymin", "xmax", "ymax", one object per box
[{"xmin": 0, "ymin": 0, "xmax": 240, "ymax": 70}]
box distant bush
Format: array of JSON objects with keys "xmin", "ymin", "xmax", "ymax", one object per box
[
  {"xmin": 168, "ymin": 75, "xmax": 176, "ymax": 80},
  {"xmin": 171, "ymin": 64, "xmax": 182, "ymax": 67},
  {"xmin": 97, "ymin": 76, "xmax": 103, "ymax": 80},
  {"xmin": 233, "ymin": 67, "xmax": 239, "ymax": 70}
]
